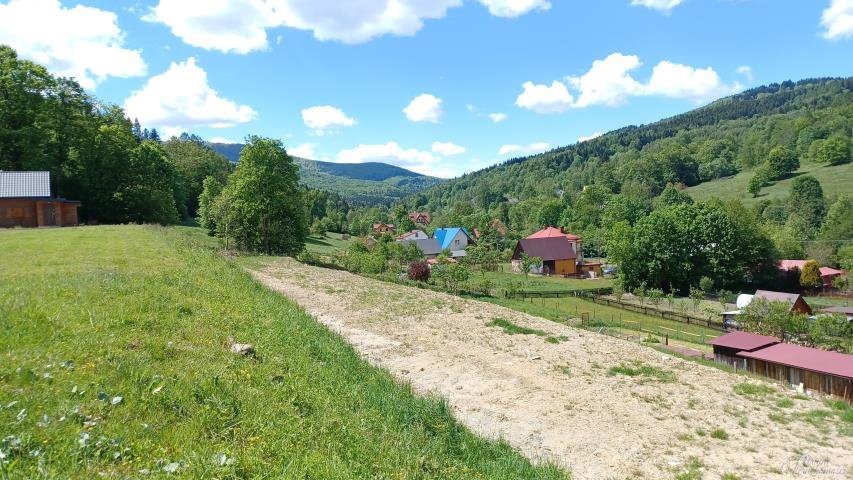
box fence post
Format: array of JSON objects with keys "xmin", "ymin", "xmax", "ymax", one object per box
[{"xmin": 665, "ymin": 334, "xmax": 668, "ymax": 346}]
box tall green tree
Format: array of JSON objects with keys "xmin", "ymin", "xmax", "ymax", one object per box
[
  {"xmin": 217, "ymin": 136, "xmax": 307, "ymax": 254},
  {"xmin": 788, "ymin": 175, "xmax": 826, "ymax": 231},
  {"xmin": 162, "ymin": 136, "xmax": 232, "ymax": 217},
  {"xmin": 765, "ymin": 146, "xmax": 799, "ymax": 180}
]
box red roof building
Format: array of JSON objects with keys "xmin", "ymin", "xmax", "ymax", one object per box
[
  {"xmin": 738, "ymin": 343, "xmax": 853, "ymax": 401},
  {"xmin": 778, "ymin": 260, "xmax": 847, "ymax": 288},
  {"xmin": 408, "ymin": 211, "xmax": 431, "ymax": 225},
  {"xmin": 753, "ymin": 290, "xmax": 812, "ymax": 315},
  {"xmin": 708, "ymin": 332, "xmax": 780, "ymax": 368}
]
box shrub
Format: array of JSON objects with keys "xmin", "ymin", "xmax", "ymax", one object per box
[
  {"xmin": 710, "ymin": 428, "xmax": 729, "ymax": 440},
  {"xmin": 407, "ymin": 261, "xmax": 430, "ymax": 282}
]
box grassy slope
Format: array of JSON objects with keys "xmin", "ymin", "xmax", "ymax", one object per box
[
  {"xmin": 0, "ymin": 226, "xmax": 565, "ymax": 479},
  {"xmin": 685, "ymin": 161, "xmax": 853, "ymax": 205},
  {"xmin": 304, "ymin": 232, "xmax": 354, "ymax": 255}
]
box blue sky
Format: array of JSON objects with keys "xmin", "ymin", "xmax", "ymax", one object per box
[{"xmin": 1, "ymin": 0, "xmax": 851, "ymax": 177}]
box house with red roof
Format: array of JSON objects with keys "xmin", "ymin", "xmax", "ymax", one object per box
[
  {"xmin": 512, "ymin": 226, "xmax": 602, "ymax": 277},
  {"xmin": 778, "ymin": 259, "xmax": 847, "ymax": 288},
  {"xmin": 408, "ymin": 211, "xmax": 431, "ymax": 226}
]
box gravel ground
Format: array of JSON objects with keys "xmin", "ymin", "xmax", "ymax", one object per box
[{"xmin": 250, "ymin": 258, "xmax": 853, "ymax": 480}]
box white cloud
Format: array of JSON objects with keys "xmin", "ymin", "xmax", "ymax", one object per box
[
  {"xmin": 209, "ymin": 136, "xmax": 237, "ymax": 144},
  {"xmin": 577, "ymin": 132, "xmax": 603, "ymax": 143},
  {"xmin": 301, "ymin": 105, "xmax": 356, "ymax": 135},
  {"xmin": 0, "ymin": 0, "xmax": 146, "ymax": 89},
  {"xmin": 478, "ymin": 0, "xmax": 550, "ymax": 18},
  {"xmin": 488, "ymin": 112, "xmax": 508, "ymax": 123},
  {"xmin": 432, "ymin": 141, "xmax": 466, "ymax": 156},
  {"xmin": 645, "ymin": 61, "xmax": 740, "ymax": 102},
  {"xmin": 515, "ymin": 81, "xmax": 574, "ymax": 114},
  {"xmin": 498, "ymin": 142, "xmax": 549, "ymax": 155},
  {"xmin": 821, "ymin": 0, "xmax": 853, "ymax": 40},
  {"xmin": 336, "ymin": 141, "xmax": 446, "ymax": 176},
  {"xmin": 630, "ymin": 0, "xmax": 683, "ymax": 12},
  {"xmin": 736, "ymin": 65, "xmax": 754, "ymax": 82},
  {"xmin": 404, "ymin": 94, "xmax": 443, "ymax": 123},
  {"xmin": 567, "ymin": 52, "xmax": 644, "ymax": 107},
  {"xmin": 145, "ymin": 0, "xmax": 275, "ymax": 54},
  {"xmin": 123, "ymin": 57, "xmax": 257, "ymax": 136},
  {"xmin": 288, "ymin": 143, "xmax": 316, "ymax": 158},
  {"xmin": 147, "ymin": 0, "xmax": 550, "ymax": 52},
  {"xmin": 517, "ymin": 53, "xmax": 740, "ymax": 113}
]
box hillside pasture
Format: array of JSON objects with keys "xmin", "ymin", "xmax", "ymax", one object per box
[{"xmin": 0, "ymin": 226, "xmax": 563, "ymax": 479}]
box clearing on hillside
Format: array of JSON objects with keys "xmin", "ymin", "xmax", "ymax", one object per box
[
  {"xmin": 249, "ymin": 257, "xmax": 853, "ymax": 480},
  {"xmin": 0, "ymin": 226, "xmax": 563, "ymax": 479}
]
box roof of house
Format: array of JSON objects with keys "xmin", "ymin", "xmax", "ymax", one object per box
[
  {"xmin": 400, "ymin": 238, "xmax": 442, "ymax": 256},
  {"xmin": 0, "ymin": 171, "xmax": 51, "ymax": 198},
  {"xmin": 515, "ymin": 237, "xmax": 577, "ymax": 261},
  {"xmin": 753, "ymin": 290, "xmax": 810, "ymax": 313},
  {"xmin": 396, "ymin": 230, "xmax": 426, "ymax": 240},
  {"xmin": 707, "ymin": 332, "xmax": 779, "ymax": 351},
  {"xmin": 527, "ymin": 226, "xmax": 581, "ymax": 241},
  {"xmin": 433, "ymin": 227, "xmax": 473, "ymax": 250},
  {"xmin": 737, "ymin": 343, "xmax": 853, "ymax": 380},
  {"xmin": 778, "ymin": 260, "xmax": 846, "ymax": 277},
  {"xmin": 408, "ymin": 211, "xmax": 431, "ymax": 223}
]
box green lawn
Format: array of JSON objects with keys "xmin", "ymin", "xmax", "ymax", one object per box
[
  {"xmin": 685, "ymin": 161, "xmax": 853, "ymax": 205},
  {"xmin": 481, "ymin": 295, "xmax": 721, "ymax": 348},
  {"xmin": 304, "ymin": 231, "xmax": 354, "ymax": 255},
  {"xmin": 0, "ymin": 225, "xmax": 565, "ymax": 479},
  {"xmin": 478, "ymin": 265, "xmax": 613, "ymax": 293}
]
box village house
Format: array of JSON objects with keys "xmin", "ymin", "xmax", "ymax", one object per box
[
  {"xmin": 408, "ymin": 211, "xmax": 431, "ymax": 226},
  {"xmin": 371, "ymin": 222, "xmax": 396, "ymax": 234},
  {"xmin": 721, "ymin": 290, "xmax": 812, "ymax": 327},
  {"xmin": 778, "ymin": 259, "xmax": 846, "ymax": 289},
  {"xmin": 512, "ymin": 237, "xmax": 577, "ymax": 275},
  {"xmin": 396, "ymin": 229, "xmax": 428, "ymax": 241},
  {"xmin": 511, "ymin": 226, "xmax": 602, "ymax": 277},
  {"xmin": 433, "ymin": 227, "xmax": 474, "ymax": 258},
  {"xmin": 0, "ymin": 171, "xmax": 80, "ymax": 228},
  {"xmin": 398, "ymin": 238, "xmax": 442, "ymax": 259}
]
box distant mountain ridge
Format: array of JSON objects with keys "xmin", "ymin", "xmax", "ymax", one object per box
[{"xmin": 209, "ymin": 143, "xmax": 443, "ymax": 205}]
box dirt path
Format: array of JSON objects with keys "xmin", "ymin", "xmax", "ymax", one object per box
[{"xmin": 250, "ymin": 259, "xmax": 852, "ymax": 480}]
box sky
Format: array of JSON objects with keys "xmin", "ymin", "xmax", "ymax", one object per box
[{"xmin": 1, "ymin": 0, "xmax": 851, "ymax": 178}]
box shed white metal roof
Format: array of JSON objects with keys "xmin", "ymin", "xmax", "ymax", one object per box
[{"xmin": 0, "ymin": 171, "xmax": 51, "ymax": 198}]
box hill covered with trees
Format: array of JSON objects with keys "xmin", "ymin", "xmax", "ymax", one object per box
[
  {"xmin": 388, "ymin": 78, "xmax": 851, "ymax": 293},
  {"xmin": 211, "ymin": 143, "xmax": 444, "ymax": 205}
]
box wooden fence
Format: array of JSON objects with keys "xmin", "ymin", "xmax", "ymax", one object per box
[
  {"xmin": 505, "ymin": 287, "xmax": 613, "ymax": 298},
  {"xmin": 576, "ymin": 293, "xmax": 726, "ymax": 330}
]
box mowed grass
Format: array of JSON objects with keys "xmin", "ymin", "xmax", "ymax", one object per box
[
  {"xmin": 478, "ymin": 266, "xmax": 613, "ymax": 293},
  {"xmin": 304, "ymin": 231, "xmax": 354, "ymax": 255},
  {"xmin": 685, "ymin": 161, "xmax": 853, "ymax": 205},
  {"xmin": 481, "ymin": 295, "xmax": 721, "ymax": 347},
  {"xmin": 0, "ymin": 225, "xmax": 566, "ymax": 479}
]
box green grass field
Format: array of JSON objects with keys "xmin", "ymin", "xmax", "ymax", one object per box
[
  {"xmin": 477, "ymin": 265, "xmax": 613, "ymax": 293},
  {"xmin": 482, "ymin": 295, "xmax": 721, "ymax": 348},
  {"xmin": 304, "ymin": 231, "xmax": 354, "ymax": 255},
  {"xmin": 685, "ymin": 161, "xmax": 853, "ymax": 205},
  {"xmin": 0, "ymin": 225, "xmax": 565, "ymax": 479}
]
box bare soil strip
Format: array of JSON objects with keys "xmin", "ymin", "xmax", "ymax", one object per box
[{"xmin": 250, "ymin": 259, "xmax": 852, "ymax": 480}]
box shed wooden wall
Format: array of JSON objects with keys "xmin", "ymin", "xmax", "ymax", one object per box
[
  {"xmin": 0, "ymin": 199, "xmax": 38, "ymax": 227},
  {"xmin": 746, "ymin": 359, "xmax": 852, "ymax": 402}
]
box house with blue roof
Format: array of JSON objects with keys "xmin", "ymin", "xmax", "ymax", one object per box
[{"xmin": 432, "ymin": 227, "xmax": 474, "ymax": 257}]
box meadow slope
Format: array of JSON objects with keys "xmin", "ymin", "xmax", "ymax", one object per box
[
  {"xmin": 250, "ymin": 257, "xmax": 853, "ymax": 480},
  {"xmin": 0, "ymin": 226, "xmax": 563, "ymax": 479}
]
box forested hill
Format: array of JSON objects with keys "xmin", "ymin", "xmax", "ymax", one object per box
[
  {"xmin": 413, "ymin": 78, "xmax": 851, "ymax": 215},
  {"xmin": 211, "ymin": 143, "xmax": 443, "ymax": 205}
]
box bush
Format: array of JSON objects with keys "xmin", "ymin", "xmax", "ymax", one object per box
[
  {"xmin": 407, "ymin": 261, "xmax": 430, "ymax": 282},
  {"xmin": 698, "ymin": 276, "xmax": 714, "ymax": 295}
]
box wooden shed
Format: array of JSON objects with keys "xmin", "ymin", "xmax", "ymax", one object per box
[
  {"xmin": 0, "ymin": 171, "xmax": 80, "ymax": 228},
  {"xmin": 707, "ymin": 332, "xmax": 780, "ymax": 369},
  {"xmin": 738, "ymin": 343, "xmax": 853, "ymax": 402}
]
